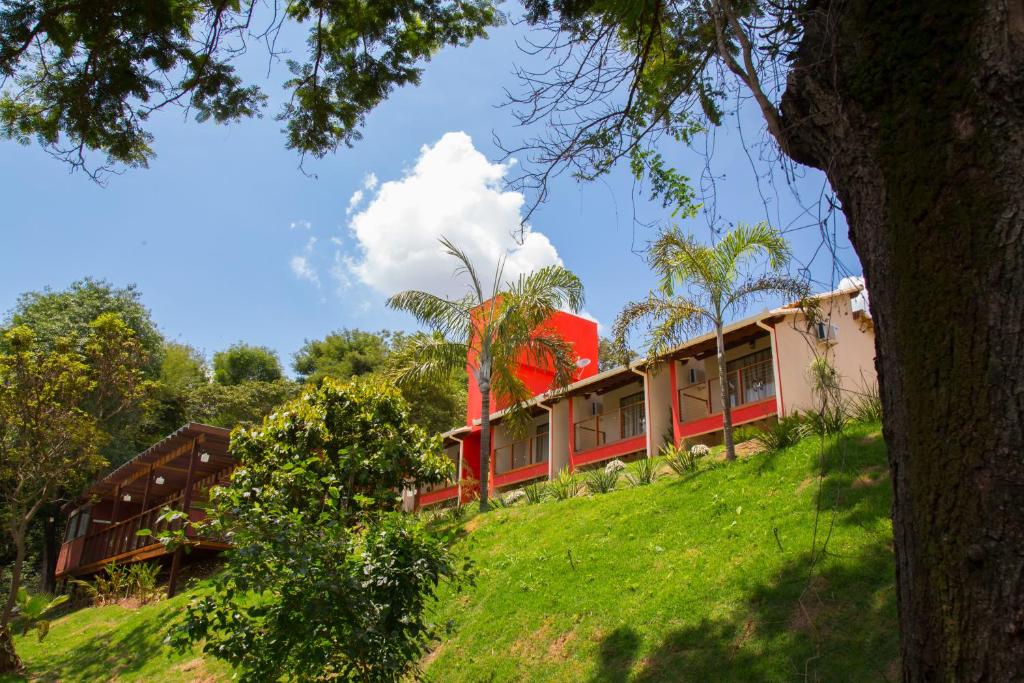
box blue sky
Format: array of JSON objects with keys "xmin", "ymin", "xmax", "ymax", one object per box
[{"xmin": 0, "ymin": 20, "xmax": 860, "ymax": 374}]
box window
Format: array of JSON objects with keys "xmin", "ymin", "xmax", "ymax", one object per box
[
  {"xmin": 725, "ymin": 349, "xmax": 775, "ymax": 405},
  {"xmin": 620, "ymin": 392, "xmax": 646, "ymax": 439},
  {"xmin": 534, "ymin": 423, "xmax": 549, "ymax": 462}
]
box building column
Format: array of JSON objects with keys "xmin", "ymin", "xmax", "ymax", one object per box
[{"xmin": 167, "ymin": 437, "xmax": 200, "ymax": 599}]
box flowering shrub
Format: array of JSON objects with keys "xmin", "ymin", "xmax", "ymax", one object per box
[
  {"xmin": 504, "ymin": 489, "xmax": 526, "ymax": 504},
  {"xmin": 689, "ymin": 444, "xmax": 711, "ymax": 459},
  {"xmin": 605, "ymin": 459, "xmax": 627, "ymax": 475}
]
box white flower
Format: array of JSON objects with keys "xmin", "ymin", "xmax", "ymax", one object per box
[
  {"xmin": 605, "ymin": 459, "xmax": 627, "ymax": 474},
  {"xmin": 689, "ymin": 444, "xmax": 710, "ymax": 458},
  {"xmin": 504, "ymin": 489, "xmax": 526, "ymax": 504}
]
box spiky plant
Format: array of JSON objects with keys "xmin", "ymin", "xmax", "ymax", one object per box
[
  {"xmin": 549, "ymin": 468, "xmax": 583, "ymax": 500},
  {"xmin": 614, "ymin": 223, "xmax": 807, "ymax": 462},
  {"xmin": 387, "ymin": 237, "xmax": 584, "ymax": 510},
  {"xmin": 522, "ymin": 482, "xmax": 548, "ymax": 504},
  {"xmin": 584, "ymin": 467, "xmax": 620, "ymax": 494},
  {"xmin": 626, "ymin": 456, "xmax": 662, "ymax": 486}
]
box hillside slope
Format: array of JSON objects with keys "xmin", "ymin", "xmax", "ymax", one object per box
[
  {"xmin": 10, "ymin": 422, "xmax": 895, "ymax": 682},
  {"xmin": 423, "ymin": 422, "xmax": 896, "ymax": 681}
]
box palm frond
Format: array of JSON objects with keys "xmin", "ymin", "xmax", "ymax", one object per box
[
  {"xmin": 487, "ymin": 360, "xmax": 535, "ymax": 438},
  {"xmin": 386, "ymin": 334, "xmax": 468, "ymax": 387},
  {"xmin": 505, "ymin": 265, "xmax": 585, "ymax": 318},
  {"xmin": 726, "ymin": 275, "xmax": 810, "ymax": 311},
  {"xmin": 715, "ymin": 222, "xmax": 791, "ymax": 277},
  {"xmin": 649, "ymin": 228, "xmax": 721, "ymax": 298},
  {"xmin": 440, "ymin": 236, "xmax": 488, "ymax": 304},
  {"xmin": 613, "ymin": 293, "xmax": 709, "ymax": 362},
  {"xmin": 386, "ymin": 290, "xmax": 473, "ymax": 339}
]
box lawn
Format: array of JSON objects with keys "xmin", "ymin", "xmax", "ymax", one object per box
[
  {"xmin": 422, "ymin": 421, "xmax": 897, "ymax": 681},
  {"xmin": 8, "ymin": 421, "xmax": 896, "ymax": 681}
]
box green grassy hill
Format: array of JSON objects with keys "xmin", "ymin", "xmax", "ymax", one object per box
[{"xmin": 10, "ymin": 422, "xmax": 896, "ymax": 682}]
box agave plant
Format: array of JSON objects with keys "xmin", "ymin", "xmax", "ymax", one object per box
[
  {"xmin": 754, "ymin": 414, "xmax": 806, "ymax": 452},
  {"xmin": 585, "ymin": 467, "xmax": 620, "ymax": 494},
  {"xmin": 662, "ymin": 444, "xmax": 696, "ymax": 475},
  {"xmin": 12, "ymin": 588, "xmax": 69, "ymax": 642},
  {"xmin": 626, "ymin": 457, "xmax": 662, "ymax": 486},
  {"xmin": 522, "ymin": 482, "xmax": 548, "ymax": 504},
  {"xmin": 548, "ymin": 468, "xmax": 583, "ymax": 500}
]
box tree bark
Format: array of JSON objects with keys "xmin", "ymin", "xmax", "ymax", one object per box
[
  {"xmin": 2, "ymin": 530, "xmax": 26, "ymax": 627},
  {"xmin": 478, "ymin": 376, "xmax": 491, "ymax": 510},
  {"xmin": 715, "ymin": 323, "xmax": 736, "ymax": 461},
  {"xmin": 39, "ymin": 505, "xmax": 59, "ymax": 594},
  {"xmin": 0, "ymin": 626, "xmax": 22, "ymax": 674},
  {"xmin": 779, "ymin": 0, "xmax": 1024, "ymax": 677}
]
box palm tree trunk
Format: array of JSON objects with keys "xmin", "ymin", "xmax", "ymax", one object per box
[
  {"xmin": 478, "ymin": 376, "xmax": 491, "ymax": 511},
  {"xmin": 715, "ymin": 323, "xmax": 736, "ymax": 461}
]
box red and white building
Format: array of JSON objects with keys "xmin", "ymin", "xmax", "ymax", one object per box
[{"xmin": 408, "ymin": 283, "xmax": 877, "ymax": 509}]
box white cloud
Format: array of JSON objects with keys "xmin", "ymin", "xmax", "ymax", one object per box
[
  {"xmin": 290, "ymin": 219, "xmax": 312, "ymax": 230},
  {"xmin": 345, "ymin": 174, "xmax": 380, "ymax": 216},
  {"xmin": 363, "ymin": 172, "xmax": 378, "ymax": 191},
  {"xmin": 345, "ymin": 190, "xmax": 364, "ymax": 215},
  {"xmin": 346, "ymin": 132, "xmax": 562, "ymax": 300},
  {"xmin": 289, "ymin": 237, "xmax": 320, "ymax": 287}
]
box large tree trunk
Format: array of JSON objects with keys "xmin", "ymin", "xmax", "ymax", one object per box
[{"xmin": 780, "ymin": 0, "xmax": 1024, "ymax": 678}]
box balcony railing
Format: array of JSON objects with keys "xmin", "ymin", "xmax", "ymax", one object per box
[
  {"xmin": 79, "ymin": 497, "xmax": 184, "ymax": 567},
  {"xmin": 573, "ymin": 403, "xmax": 646, "ymax": 453},
  {"xmin": 493, "ymin": 434, "xmax": 549, "ymax": 475},
  {"xmin": 677, "ymin": 358, "xmax": 775, "ymax": 423}
]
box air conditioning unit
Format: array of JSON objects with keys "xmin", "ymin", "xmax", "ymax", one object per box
[
  {"xmin": 688, "ymin": 367, "xmax": 706, "ymax": 384},
  {"xmin": 815, "ymin": 322, "xmax": 839, "ymax": 344}
]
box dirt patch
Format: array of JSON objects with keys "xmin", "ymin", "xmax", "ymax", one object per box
[
  {"xmin": 796, "ymin": 476, "xmax": 817, "ymax": 494},
  {"xmin": 510, "ymin": 619, "xmax": 552, "ymax": 663},
  {"xmin": 547, "ymin": 629, "xmax": 577, "ymax": 661},
  {"xmin": 789, "ymin": 576, "xmax": 833, "ymax": 637},
  {"xmin": 859, "ymin": 430, "xmax": 883, "ymax": 444},
  {"xmin": 731, "ymin": 615, "xmax": 759, "ymax": 652},
  {"xmin": 462, "ymin": 515, "xmax": 484, "ymax": 533},
  {"xmin": 852, "ymin": 466, "xmax": 889, "ymax": 489},
  {"xmin": 734, "ymin": 440, "xmax": 764, "ymax": 458},
  {"xmin": 177, "ymin": 658, "xmax": 204, "ymax": 673},
  {"xmin": 421, "ymin": 643, "xmax": 444, "ymax": 669}
]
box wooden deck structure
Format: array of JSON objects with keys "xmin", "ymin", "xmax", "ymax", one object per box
[{"xmin": 55, "ymin": 422, "xmax": 235, "ymax": 596}]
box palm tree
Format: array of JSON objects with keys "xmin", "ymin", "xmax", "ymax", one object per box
[
  {"xmin": 387, "ymin": 238, "xmax": 585, "ymax": 509},
  {"xmin": 614, "ymin": 223, "xmax": 806, "ymax": 462}
]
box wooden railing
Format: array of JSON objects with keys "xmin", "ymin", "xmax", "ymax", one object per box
[
  {"xmin": 573, "ymin": 403, "xmax": 646, "ymax": 452},
  {"xmin": 493, "ymin": 434, "xmax": 548, "ymax": 475},
  {"xmin": 78, "ymin": 496, "xmax": 188, "ymax": 567},
  {"xmin": 677, "ymin": 358, "xmax": 775, "ymax": 422}
]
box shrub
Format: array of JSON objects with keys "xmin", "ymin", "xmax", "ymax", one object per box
[
  {"xmin": 663, "ymin": 444, "xmax": 697, "ymax": 475},
  {"xmin": 170, "ymin": 378, "xmax": 463, "ymax": 682},
  {"xmin": 689, "ymin": 444, "xmax": 710, "ymax": 459},
  {"xmin": 802, "ymin": 406, "xmax": 848, "ymax": 436},
  {"xmin": 626, "ymin": 457, "xmax": 661, "ymax": 486},
  {"xmin": 522, "ymin": 482, "xmax": 548, "ymax": 504},
  {"xmin": 753, "ymin": 415, "xmax": 805, "ymax": 452},
  {"xmin": 585, "ymin": 467, "xmax": 620, "ymax": 494},
  {"xmin": 849, "ymin": 387, "xmax": 882, "ymax": 423},
  {"xmin": 733, "ymin": 425, "xmax": 760, "ymax": 443},
  {"xmin": 71, "ymin": 560, "xmax": 161, "ymax": 606},
  {"xmin": 549, "ymin": 468, "xmax": 583, "ymax": 500}
]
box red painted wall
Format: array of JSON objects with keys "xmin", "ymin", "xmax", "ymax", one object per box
[{"xmin": 464, "ymin": 307, "xmax": 599, "ymax": 424}]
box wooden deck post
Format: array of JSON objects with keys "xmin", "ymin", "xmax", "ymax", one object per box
[
  {"xmin": 140, "ymin": 464, "xmax": 154, "ymax": 512},
  {"xmin": 167, "ymin": 437, "xmax": 200, "ymax": 598}
]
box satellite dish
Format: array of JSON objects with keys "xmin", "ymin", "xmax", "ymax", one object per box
[{"xmin": 575, "ymin": 358, "xmax": 592, "ymax": 368}]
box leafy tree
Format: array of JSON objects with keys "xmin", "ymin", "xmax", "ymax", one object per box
[
  {"xmin": 597, "ymin": 336, "xmax": 636, "ymax": 372},
  {"xmin": 185, "ymin": 379, "xmax": 299, "ymax": 429},
  {"xmin": 0, "ymin": 316, "xmax": 150, "ymax": 672},
  {"xmin": 212, "ymin": 343, "xmax": 283, "ymax": 385},
  {"xmin": 2, "ymin": 281, "xmax": 161, "ymax": 592},
  {"xmin": 386, "ymin": 331, "xmax": 468, "ymax": 434},
  {"xmin": 0, "ymin": 1, "xmax": 499, "ymax": 174},
  {"xmin": 293, "ymin": 329, "xmax": 467, "ymax": 434},
  {"xmin": 171, "ymin": 378, "xmax": 460, "ymax": 682},
  {"xmin": 293, "ymin": 329, "xmax": 390, "ymax": 383},
  {"xmin": 159, "ymin": 342, "xmax": 208, "ymax": 393},
  {"xmin": 614, "ymin": 223, "xmax": 805, "ymax": 462},
  {"xmin": 6, "ymin": 0, "xmax": 1024, "ymax": 672},
  {"xmin": 387, "ymin": 237, "xmax": 584, "ymax": 509}
]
